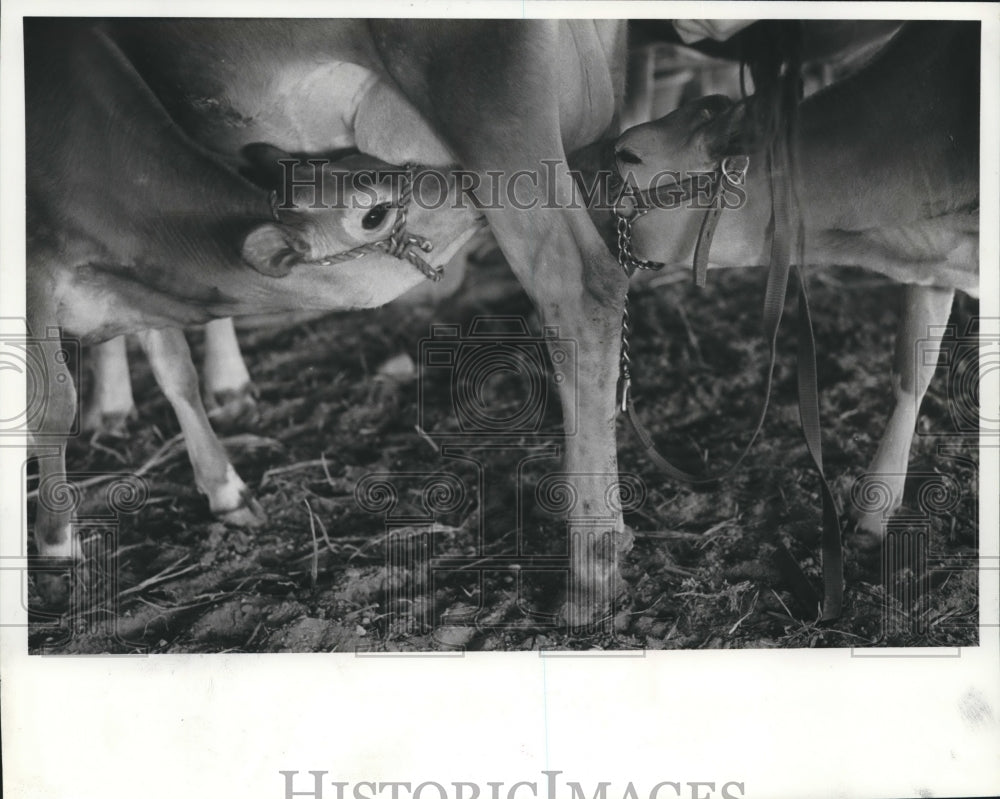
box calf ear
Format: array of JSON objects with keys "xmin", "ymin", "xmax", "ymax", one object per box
[{"xmin": 241, "ymin": 223, "xmax": 308, "ymax": 277}]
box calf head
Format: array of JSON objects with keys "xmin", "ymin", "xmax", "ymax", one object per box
[
  {"xmin": 615, "ymin": 95, "xmax": 745, "ymax": 186},
  {"xmin": 612, "ymin": 96, "xmax": 752, "ymax": 268},
  {"xmin": 241, "ymin": 150, "xmax": 483, "ymax": 287}
]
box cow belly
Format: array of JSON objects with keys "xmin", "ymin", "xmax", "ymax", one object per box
[
  {"xmin": 54, "ymin": 267, "xmax": 218, "ymax": 343},
  {"xmin": 110, "ymin": 19, "xmax": 456, "ymax": 165},
  {"xmin": 864, "ymin": 220, "xmax": 978, "ymax": 262},
  {"xmin": 191, "ymin": 61, "xmax": 379, "ymax": 154},
  {"xmin": 158, "ymin": 58, "xmax": 454, "ymax": 165},
  {"xmin": 815, "ymin": 222, "xmax": 979, "ymax": 296}
]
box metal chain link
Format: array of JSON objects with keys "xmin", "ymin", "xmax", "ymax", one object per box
[
  {"xmin": 617, "ymin": 211, "xmax": 664, "ymax": 412},
  {"xmin": 618, "ymin": 214, "xmax": 635, "ymax": 412},
  {"xmin": 615, "ymin": 158, "xmax": 749, "ymax": 413}
]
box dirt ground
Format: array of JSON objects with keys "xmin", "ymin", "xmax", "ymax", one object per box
[{"xmin": 28, "ymin": 245, "xmax": 979, "ymax": 653}]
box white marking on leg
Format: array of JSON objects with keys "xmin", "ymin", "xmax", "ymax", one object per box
[{"xmin": 208, "ymin": 463, "xmax": 251, "ymax": 514}]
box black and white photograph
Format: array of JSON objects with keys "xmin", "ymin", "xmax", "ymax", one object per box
[{"xmin": 2, "ymin": 2, "xmax": 998, "ymax": 798}]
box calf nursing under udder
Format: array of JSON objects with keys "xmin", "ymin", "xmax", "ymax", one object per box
[{"xmin": 615, "ymin": 21, "xmax": 978, "ymax": 536}]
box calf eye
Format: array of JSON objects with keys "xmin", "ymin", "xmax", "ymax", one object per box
[
  {"xmin": 362, "ymin": 203, "xmax": 392, "ymax": 230},
  {"xmin": 617, "ymin": 147, "xmax": 642, "ymax": 165}
]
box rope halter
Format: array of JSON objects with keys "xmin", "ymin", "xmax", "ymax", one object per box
[{"xmin": 304, "ymin": 164, "xmax": 444, "ymax": 282}]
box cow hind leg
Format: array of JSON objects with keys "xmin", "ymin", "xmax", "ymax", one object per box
[
  {"xmin": 81, "ymin": 336, "xmax": 137, "ymax": 436},
  {"xmin": 851, "ymin": 284, "xmax": 956, "ymax": 538},
  {"xmin": 31, "ymin": 338, "xmax": 82, "ymax": 607},
  {"xmin": 136, "ymin": 327, "xmax": 266, "ymax": 527},
  {"xmin": 201, "ymin": 318, "xmax": 259, "ymax": 429}
]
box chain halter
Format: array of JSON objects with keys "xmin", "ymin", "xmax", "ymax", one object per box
[
  {"xmin": 614, "ymin": 155, "xmax": 749, "ymax": 411},
  {"xmin": 615, "ymin": 187, "xmax": 664, "ymax": 412},
  {"xmin": 282, "ymin": 164, "xmax": 443, "ymax": 282}
]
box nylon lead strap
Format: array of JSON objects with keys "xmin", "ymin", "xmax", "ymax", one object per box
[{"xmin": 617, "ymin": 145, "xmax": 844, "ymax": 621}]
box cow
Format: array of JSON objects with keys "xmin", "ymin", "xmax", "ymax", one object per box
[
  {"xmin": 26, "ymin": 20, "xmax": 482, "ymax": 606},
  {"xmin": 613, "ymin": 21, "xmax": 979, "ymax": 538}
]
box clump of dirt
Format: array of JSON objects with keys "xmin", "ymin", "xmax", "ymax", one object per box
[{"xmin": 29, "ymin": 258, "xmax": 979, "ymax": 653}]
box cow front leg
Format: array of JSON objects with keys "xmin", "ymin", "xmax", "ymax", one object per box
[
  {"xmin": 489, "ymin": 204, "xmax": 631, "ymax": 627},
  {"xmin": 81, "ymin": 336, "xmax": 136, "ymax": 436},
  {"xmin": 554, "ymin": 277, "xmax": 632, "ymax": 628},
  {"xmin": 852, "ymin": 284, "xmax": 956, "ymax": 537},
  {"xmin": 136, "ymin": 327, "xmax": 266, "ymax": 527},
  {"xmin": 201, "ymin": 318, "xmax": 259, "ymax": 428}
]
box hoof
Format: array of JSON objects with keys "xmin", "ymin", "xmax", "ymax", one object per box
[
  {"xmin": 32, "ymin": 557, "xmax": 89, "ymax": 611},
  {"xmin": 218, "ymin": 493, "xmax": 268, "ymax": 528},
  {"xmin": 848, "ymin": 473, "xmax": 901, "ymax": 540},
  {"xmin": 616, "ymin": 525, "xmax": 636, "ymax": 555},
  {"xmin": 559, "ymin": 587, "xmax": 630, "ymax": 633},
  {"xmin": 81, "ymin": 409, "xmax": 135, "ymax": 438},
  {"xmin": 559, "ymin": 600, "xmax": 607, "ymax": 631},
  {"xmin": 206, "ymin": 385, "xmax": 260, "ymax": 429},
  {"xmin": 34, "ymin": 570, "xmax": 73, "ymax": 610},
  {"xmin": 848, "ymin": 502, "xmax": 890, "ymax": 543},
  {"xmin": 847, "ymin": 521, "xmax": 885, "ymax": 552}
]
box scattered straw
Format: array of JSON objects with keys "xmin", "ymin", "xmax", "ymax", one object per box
[
  {"xmin": 320, "ymin": 452, "xmax": 337, "ymax": 487},
  {"xmin": 262, "ymin": 459, "xmax": 332, "ymax": 485},
  {"xmin": 770, "ymin": 589, "xmax": 813, "ymax": 634},
  {"xmin": 414, "ymin": 424, "xmax": 440, "ymax": 454},
  {"xmin": 727, "ymin": 590, "xmax": 760, "ymax": 635},
  {"xmin": 633, "ymin": 530, "xmax": 702, "ymax": 540}
]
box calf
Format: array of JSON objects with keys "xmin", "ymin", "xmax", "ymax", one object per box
[
  {"xmin": 26, "ymin": 21, "xmax": 480, "ymax": 605},
  {"xmin": 614, "ymin": 21, "xmax": 979, "ymax": 535}
]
